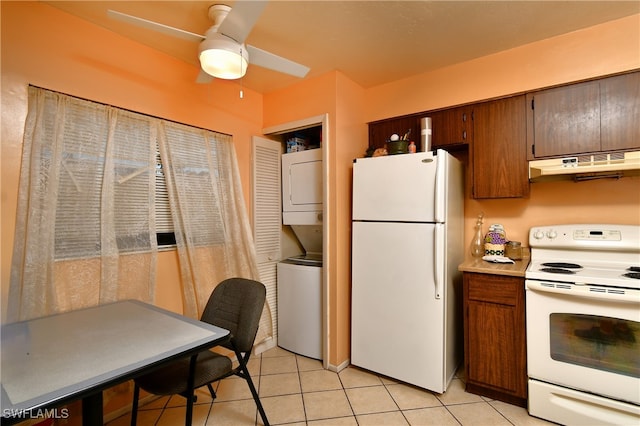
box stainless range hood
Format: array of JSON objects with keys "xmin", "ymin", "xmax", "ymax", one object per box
[{"xmin": 529, "ymin": 151, "xmax": 640, "ymax": 182}]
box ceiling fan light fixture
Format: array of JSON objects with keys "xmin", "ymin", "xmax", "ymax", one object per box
[{"xmin": 199, "ymin": 35, "xmax": 248, "ymax": 80}]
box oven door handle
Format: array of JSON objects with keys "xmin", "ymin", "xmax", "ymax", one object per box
[{"xmin": 526, "ymin": 280, "xmax": 640, "ymax": 304}]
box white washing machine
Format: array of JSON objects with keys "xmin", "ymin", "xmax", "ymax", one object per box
[{"xmin": 277, "ymin": 254, "xmax": 322, "ymax": 360}]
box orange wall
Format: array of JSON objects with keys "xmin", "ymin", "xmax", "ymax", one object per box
[
  {"xmin": 263, "ymin": 71, "xmax": 366, "ymax": 367},
  {"xmin": 365, "ymin": 15, "xmax": 640, "ymax": 121},
  {"xmin": 333, "ymin": 73, "xmax": 367, "ymax": 367},
  {"xmin": 364, "ymin": 14, "xmax": 640, "ymax": 245},
  {"xmin": 1, "ymin": 2, "xmax": 263, "ymax": 320}
]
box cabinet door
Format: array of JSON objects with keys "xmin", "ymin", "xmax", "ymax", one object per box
[
  {"xmin": 463, "ymin": 273, "xmax": 527, "ymax": 404},
  {"xmin": 473, "ymin": 96, "xmax": 528, "ymax": 199},
  {"xmin": 368, "ymin": 117, "xmax": 420, "ymax": 151},
  {"xmin": 528, "ymin": 80, "xmax": 601, "ymax": 158},
  {"xmin": 601, "ymin": 72, "xmax": 640, "ymax": 152},
  {"xmin": 430, "ymin": 106, "xmax": 472, "ymax": 148}
]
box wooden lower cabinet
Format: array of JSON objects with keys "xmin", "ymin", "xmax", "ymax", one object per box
[{"xmin": 463, "ymin": 272, "xmax": 527, "ymax": 407}]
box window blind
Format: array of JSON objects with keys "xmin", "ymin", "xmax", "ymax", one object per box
[
  {"xmin": 162, "ymin": 122, "xmax": 226, "ymax": 247},
  {"xmin": 155, "ymin": 148, "xmax": 173, "ymax": 234},
  {"xmin": 53, "ymin": 98, "xmax": 108, "ymax": 258}
]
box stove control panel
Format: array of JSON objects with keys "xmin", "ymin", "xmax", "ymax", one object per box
[
  {"xmin": 573, "ymin": 229, "xmax": 621, "ymax": 241},
  {"xmin": 529, "ymin": 224, "xmax": 640, "ymax": 251}
]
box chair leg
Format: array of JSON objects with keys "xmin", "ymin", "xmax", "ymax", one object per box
[
  {"xmin": 207, "ymin": 383, "xmax": 216, "ymax": 400},
  {"xmin": 130, "ymin": 383, "xmax": 140, "ymax": 426},
  {"xmin": 235, "ymin": 352, "xmax": 269, "ymax": 426},
  {"xmin": 245, "ymin": 373, "xmax": 269, "ymax": 426}
]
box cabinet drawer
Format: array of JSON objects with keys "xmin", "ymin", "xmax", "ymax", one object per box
[{"xmin": 466, "ymin": 273, "xmax": 518, "ymax": 305}]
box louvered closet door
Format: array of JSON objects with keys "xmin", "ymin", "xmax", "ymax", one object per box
[{"xmin": 252, "ymin": 136, "xmax": 282, "ymax": 345}]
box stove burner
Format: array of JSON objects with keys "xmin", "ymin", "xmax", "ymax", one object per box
[
  {"xmin": 627, "ymin": 266, "xmax": 640, "ymax": 273},
  {"xmin": 540, "ymin": 267, "xmax": 576, "ymax": 275},
  {"xmin": 623, "ymin": 272, "xmax": 640, "ymax": 280},
  {"xmin": 541, "ymin": 262, "xmax": 582, "ymax": 269}
]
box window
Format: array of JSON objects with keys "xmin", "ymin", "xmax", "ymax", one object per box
[
  {"xmin": 31, "ymin": 88, "xmax": 230, "ymax": 259},
  {"xmin": 155, "ymin": 148, "xmax": 176, "ymax": 246},
  {"xmin": 160, "ymin": 121, "xmax": 226, "ymax": 247}
]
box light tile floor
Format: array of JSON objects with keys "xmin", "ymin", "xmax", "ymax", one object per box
[{"xmin": 107, "ymin": 346, "xmax": 556, "ymax": 426}]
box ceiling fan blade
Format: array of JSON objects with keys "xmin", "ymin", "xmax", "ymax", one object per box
[
  {"xmin": 107, "ymin": 9, "xmax": 205, "ymax": 43},
  {"xmin": 218, "ymin": 1, "xmax": 267, "ymax": 43},
  {"xmin": 246, "ymin": 45, "xmax": 310, "ymax": 78}
]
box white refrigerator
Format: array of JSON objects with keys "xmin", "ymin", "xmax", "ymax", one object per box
[{"xmin": 351, "ymin": 149, "xmax": 464, "ymax": 394}]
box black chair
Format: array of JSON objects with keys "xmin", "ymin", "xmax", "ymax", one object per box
[{"xmin": 131, "ymin": 278, "xmax": 270, "ymax": 426}]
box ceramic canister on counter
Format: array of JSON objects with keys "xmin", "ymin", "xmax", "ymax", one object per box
[{"xmin": 484, "ymin": 224, "xmax": 507, "ymax": 256}]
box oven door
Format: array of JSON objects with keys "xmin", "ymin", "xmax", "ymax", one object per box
[{"xmin": 526, "ymin": 280, "xmax": 640, "ymax": 405}]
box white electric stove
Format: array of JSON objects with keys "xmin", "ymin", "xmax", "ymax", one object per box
[{"xmin": 525, "ymin": 224, "xmax": 640, "ymax": 425}]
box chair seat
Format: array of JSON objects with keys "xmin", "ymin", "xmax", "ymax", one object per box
[
  {"xmin": 130, "ymin": 278, "xmax": 269, "ymax": 426},
  {"xmin": 136, "ymin": 350, "xmax": 232, "ymax": 396}
]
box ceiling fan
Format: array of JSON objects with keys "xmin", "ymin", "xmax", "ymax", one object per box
[{"xmin": 107, "ymin": 2, "xmax": 310, "ymax": 83}]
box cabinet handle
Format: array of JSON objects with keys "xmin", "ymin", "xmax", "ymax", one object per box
[{"xmin": 463, "ymin": 130, "xmax": 467, "ymax": 140}]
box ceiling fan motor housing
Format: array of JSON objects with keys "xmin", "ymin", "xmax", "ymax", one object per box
[{"xmin": 209, "ymin": 4, "xmax": 231, "ymax": 30}]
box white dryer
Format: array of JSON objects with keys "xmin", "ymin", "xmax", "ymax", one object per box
[{"xmin": 281, "ymin": 149, "xmax": 322, "ymax": 225}]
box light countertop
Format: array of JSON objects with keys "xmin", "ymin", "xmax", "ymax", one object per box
[{"xmin": 458, "ymin": 249, "xmax": 530, "ymax": 277}]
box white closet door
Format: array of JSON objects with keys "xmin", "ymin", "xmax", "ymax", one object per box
[{"xmin": 252, "ymin": 136, "xmax": 281, "ymax": 348}]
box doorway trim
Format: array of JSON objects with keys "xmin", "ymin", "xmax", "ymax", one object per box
[{"xmin": 263, "ymin": 114, "xmax": 330, "ymax": 370}]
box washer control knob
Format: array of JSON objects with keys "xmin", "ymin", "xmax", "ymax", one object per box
[
  {"xmin": 533, "ymin": 230, "xmax": 545, "ymax": 240},
  {"xmin": 547, "ymin": 230, "xmax": 557, "ymax": 239}
]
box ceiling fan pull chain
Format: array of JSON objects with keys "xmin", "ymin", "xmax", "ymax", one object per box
[{"xmin": 239, "ymin": 47, "xmax": 244, "ymax": 99}]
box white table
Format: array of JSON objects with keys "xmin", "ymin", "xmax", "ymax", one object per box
[{"xmin": 1, "ymin": 300, "xmax": 229, "ymax": 425}]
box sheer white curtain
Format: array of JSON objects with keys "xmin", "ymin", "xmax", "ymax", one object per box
[
  {"xmin": 158, "ymin": 121, "xmax": 272, "ymax": 343},
  {"xmin": 9, "ymin": 87, "xmax": 272, "ymax": 344},
  {"xmin": 9, "ymin": 87, "xmax": 156, "ymax": 321}
]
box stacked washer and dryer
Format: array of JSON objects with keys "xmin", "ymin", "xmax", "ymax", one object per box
[{"xmin": 277, "ymin": 148, "xmax": 323, "ymax": 360}]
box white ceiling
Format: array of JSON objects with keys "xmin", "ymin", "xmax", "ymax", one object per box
[{"xmin": 44, "ymin": 1, "xmax": 640, "ymax": 94}]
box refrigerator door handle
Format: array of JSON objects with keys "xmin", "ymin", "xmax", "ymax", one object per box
[
  {"xmin": 433, "ymin": 223, "xmax": 445, "ymax": 299},
  {"xmin": 434, "ymin": 150, "xmax": 446, "ymax": 223}
]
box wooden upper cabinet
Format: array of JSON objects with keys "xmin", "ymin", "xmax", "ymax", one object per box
[
  {"xmin": 430, "ymin": 106, "xmax": 473, "ymax": 148},
  {"xmin": 527, "ymin": 71, "xmax": 640, "ymax": 159},
  {"xmin": 601, "ymin": 72, "xmax": 640, "ymax": 152},
  {"xmin": 473, "ymin": 96, "xmax": 528, "ymax": 199},
  {"xmin": 527, "ymin": 80, "xmax": 601, "ymax": 159},
  {"xmin": 368, "ymin": 116, "xmax": 420, "ymax": 151}
]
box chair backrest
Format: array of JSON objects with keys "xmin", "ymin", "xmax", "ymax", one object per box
[{"xmin": 201, "ymin": 277, "xmax": 266, "ymax": 353}]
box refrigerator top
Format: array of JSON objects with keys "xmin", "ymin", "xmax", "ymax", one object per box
[
  {"xmin": 352, "ymin": 150, "xmax": 456, "ymax": 223},
  {"xmin": 354, "ymin": 150, "xmax": 434, "ymax": 164}
]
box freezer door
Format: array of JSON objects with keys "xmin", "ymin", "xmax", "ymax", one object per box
[
  {"xmin": 351, "ymin": 221, "xmax": 447, "ymax": 392},
  {"xmin": 353, "ymin": 151, "xmax": 443, "ymax": 222}
]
